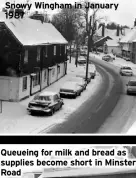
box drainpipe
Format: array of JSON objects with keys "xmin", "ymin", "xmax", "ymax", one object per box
[{"xmin": 40, "ymin": 47, "xmax": 43, "ymax": 92}]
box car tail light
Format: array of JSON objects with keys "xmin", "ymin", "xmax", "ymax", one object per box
[{"xmin": 28, "ymin": 103, "xmax": 32, "ymax": 108}]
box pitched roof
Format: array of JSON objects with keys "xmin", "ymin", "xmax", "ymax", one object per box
[
  {"xmin": 94, "ymin": 36, "xmax": 112, "ymax": 47},
  {"xmin": 0, "ymin": 12, "xmax": 68, "ymax": 46},
  {"xmin": 95, "ymin": 26, "xmax": 128, "ymax": 42},
  {"xmin": 120, "ymin": 27, "xmax": 136, "ymax": 43}
]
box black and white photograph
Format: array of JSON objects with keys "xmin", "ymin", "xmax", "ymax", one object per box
[
  {"xmin": 0, "ymin": 0, "xmax": 136, "ymax": 134},
  {"xmin": 0, "ymin": 144, "xmax": 136, "ymax": 178}
]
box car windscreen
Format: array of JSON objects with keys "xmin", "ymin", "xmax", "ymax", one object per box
[
  {"xmin": 128, "ymin": 81, "xmax": 136, "ymax": 86},
  {"xmin": 122, "ymin": 67, "xmax": 131, "ymax": 70},
  {"xmin": 34, "ymin": 95, "xmax": 51, "ymax": 101}
]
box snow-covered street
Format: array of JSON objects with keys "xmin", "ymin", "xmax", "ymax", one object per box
[
  {"xmin": 90, "ymin": 53, "xmax": 136, "ymax": 134},
  {"xmin": 0, "ymin": 58, "xmax": 102, "ymax": 134}
]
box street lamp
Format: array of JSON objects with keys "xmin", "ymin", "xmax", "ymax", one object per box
[{"xmin": 85, "ymin": 16, "xmax": 92, "ymax": 82}]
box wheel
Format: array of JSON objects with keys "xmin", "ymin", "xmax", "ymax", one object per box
[
  {"xmin": 79, "ymin": 92, "xmax": 81, "ymax": 96},
  {"xmin": 30, "ymin": 111, "xmax": 34, "ymax": 116},
  {"xmin": 73, "ymin": 94, "xmax": 77, "ymax": 99},
  {"xmin": 50, "ymin": 108, "xmax": 54, "ymax": 116},
  {"xmin": 60, "ymin": 103, "xmax": 63, "ymax": 109},
  {"xmin": 127, "ymin": 91, "xmax": 129, "ymax": 95}
]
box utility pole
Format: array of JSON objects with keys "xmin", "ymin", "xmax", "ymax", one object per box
[{"xmin": 85, "ymin": 15, "xmax": 92, "ymax": 82}]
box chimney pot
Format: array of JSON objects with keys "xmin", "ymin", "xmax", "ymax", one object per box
[
  {"xmin": 102, "ymin": 23, "xmax": 105, "ymax": 37},
  {"xmin": 117, "ymin": 24, "xmax": 120, "ymax": 36},
  {"xmin": 134, "ymin": 18, "xmax": 136, "ymax": 27}
]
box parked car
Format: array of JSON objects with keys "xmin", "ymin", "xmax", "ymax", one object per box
[
  {"xmin": 80, "ymin": 49, "xmax": 87, "ymax": 56},
  {"xmin": 76, "ymin": 72, "xmax": 91, "ymax": 84},
  {"xmin": 110, "ymin": 54, "xmax": 115, "ymax": 60},
  {"xmin": 59, "ymin": 81, "xmax": 83, "ymax": 98},
  {"xmin": 116, "ymin": 53, "xmax": 122, "ymax": 58},
  {"xmin": 102, "ymin": 54, "xmax": 115, "ymax": 61},
  {"xmin": 27, "ymin": 91, "xmax": 64, "ymax": 115},
  {"xmin": 126, "ymin": 80, "xmax": 136, "ymax": 95},
  {"xmin": 86, "ymin": 64, "xmax": 96, "ymax": 79},
  {"xmin": 68, "ymin": 77, "xmax": 87, "ymax": 90},
  {"xmin": 77, "ymin": 57, "xmax": 87, "ymax": 65},
  {"xmin": 124, "ymin": 57, "xmax": 131, "ymax": 61},
  {"xmin": 120, "ymin": 66, "xmax": 133, "ymax": 76}
]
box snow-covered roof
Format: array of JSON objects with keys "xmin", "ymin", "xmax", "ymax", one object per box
[
  {"xmin": 0, "ymin": 12, "xmax": 68, "ymax": 46},
  {"xmin": 95, "ymin": 26, "xmax": 130, "ymax": 42},
  {"xmin": 95, "ymin": 36, "xmax": 112, "ymax": 43},
  {"xmin": 120, "ymin": 27, "xmax": 136, "ymax": 43}
]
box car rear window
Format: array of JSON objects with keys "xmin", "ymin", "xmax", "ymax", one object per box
[
  {"xmin": 122, "ymin": 67, "xmax": 132, "ymax": 70},
  {"xmin": 34, "ymin": 95, "xmax": 51, "ymax": 101},
  {"xmin": 128, "ymin": 81, "xmax": 136, "ymax": 86}
]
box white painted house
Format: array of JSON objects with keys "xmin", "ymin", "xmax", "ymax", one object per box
[{"xmin": 0, "ymin": 12, "xmax": 68, "ymax": 101}]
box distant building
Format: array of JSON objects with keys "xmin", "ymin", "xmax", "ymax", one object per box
[
  {"xmin": 120, "ymin": 18, "xmax": 136, "ymax": 63},
  {"xmin": 103, "ymin": 39, "xmax": 122, "ymax": 55},
  {"xmin": 93, "ymin": 23, "xmax": 129, "ymax": 55}
]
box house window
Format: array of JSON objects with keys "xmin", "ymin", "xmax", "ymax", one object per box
[
  {"xmin": 22, "ymin": 76, "xmax": 27, "ymax": 91},
  {"xmin": 60, "ymin": 45, "xmax": 61, "ymax": 56},
  {"xmin": 33, "ymin": 72, "xmax": 40, "ymax": 87},
  {"xmin": 52, "ymin": 68, "xmax": 55, "ymax": 77},
  {"xmin": 54, "ymin": 46, "xmax": 56, "ymax": 56},
  {"xmin": 58, "ymin": 66, "xmax": 60, "ymax": 74},
  {"xmin": 43, "ymin": 46, "xmax": 48, "ymax": 57},
  {"xmin": 37, "ymin": 47, "xmax": 40, "ymax": 62},
  {"xmin": 44, "ymin": 70, "xmax": 46, "ymax": 82},
  {"xmin": 24, "ymin": 50, "xmax": 28, "ymax": 63}
]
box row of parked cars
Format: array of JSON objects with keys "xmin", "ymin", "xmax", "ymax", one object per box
[{"xmin": 27, "ymin": 60, "xmax": 96, "ymax": 116}]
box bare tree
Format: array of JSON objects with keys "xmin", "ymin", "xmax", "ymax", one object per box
[
  {"xmin": 52, "ymin": 7, "xmax": 83, "ymax": 63},
  {"xmin": 79, "ymin": 0, "xmax": 105, "ymax": 81}
]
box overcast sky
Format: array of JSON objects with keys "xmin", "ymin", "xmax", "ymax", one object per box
[{"xmin": 0, "ymin": 0, "xmax": 136, "ymax": 27}]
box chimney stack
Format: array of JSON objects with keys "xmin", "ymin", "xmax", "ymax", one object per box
[
  {"xmin": 117, "ymin": 25, "xmax": 120, "ymax": 36},
  {"xmin": 134, "ymin": 18, "xmax": 136, "ymax": 27},
  {"xmin": 2, "ymin": 8, "xmax": 7, "ymax": 13},
  {"xmin": 15, "ymin": 9, "xmax": 25, "ymax": 18},
  {"xmin": 102, "ymin": 23, "xmax": 105, "ymax": 37}
]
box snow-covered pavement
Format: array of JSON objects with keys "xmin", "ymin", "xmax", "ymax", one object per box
[
  {"xmin": 0, "ymin": 58, "xmax": 102, "ymax": 134},
  {"xmin": 90, "ymin": 53, "xmax": 136, "ymax": 135}
]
